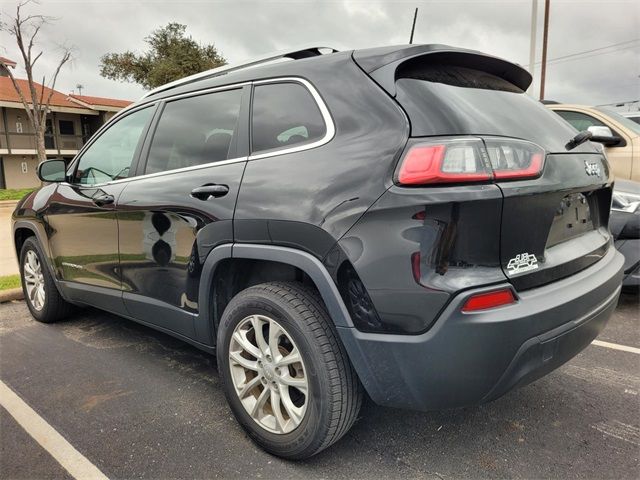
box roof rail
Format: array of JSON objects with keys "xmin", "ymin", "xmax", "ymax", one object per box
[{"xmin": 140, "ymin": 45, "xmax": 339, "ymax": 99}]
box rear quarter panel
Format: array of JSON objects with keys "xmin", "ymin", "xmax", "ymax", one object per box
[{"xmin": 234, "ymin": 56, "xmax": 409, "ymax": 259}]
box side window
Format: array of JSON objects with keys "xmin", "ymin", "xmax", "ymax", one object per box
[
  {"xmin": 555, "ymin": 111, "xmax": 607, "ymax": 131},
  {"xmin": 145, "ymin": 89, "xmax": 242, "ymax": 174},
  {"xmin": 74, "ymin": 107, "xmax": 153, "ymax": 185},
  {"xmin": 251, "ymin": 82, "xmax": 326, "ymax": 153}
]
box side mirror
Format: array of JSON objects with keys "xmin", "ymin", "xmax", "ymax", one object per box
[
  {"xmin": 37, "ymin": 159, "xmax": 67, "ymax": 182},
  {"xmin": 587, "ymin": 125, "xmax": 621, "ymax": 146}
]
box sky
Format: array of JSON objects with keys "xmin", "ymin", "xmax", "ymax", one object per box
[{"xmin": 1, "ymin": 0, "xmax": 638, "ymax": 108}]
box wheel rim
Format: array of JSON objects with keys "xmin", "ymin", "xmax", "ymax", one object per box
[
  {"xmin": 229, "ymin": 314, "xmax": 308, "ymax": 434},
  {"xmin": 23, "ymin": 250, "xmax": 45, "ymax": 311}
]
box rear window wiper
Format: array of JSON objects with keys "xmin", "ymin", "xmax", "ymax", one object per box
[{"xmin": 565, "ymin": 130, "xmax": 592, "ymax": 151}]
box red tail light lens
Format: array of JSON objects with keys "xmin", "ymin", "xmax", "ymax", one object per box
[
  {"xmin": 484, "ymin": 138, "xmax": 545, "ymax": 180},
  {"xmin": 462, "ymin": 288, "xmax": 517, "ymax": 312},
  {"xmin": 398, "ymin": 140, "xmax": 491, "ymax": 185},
  {"xmin": 397, "ymin": 138, "xmax": 545, "ymax": 185}
]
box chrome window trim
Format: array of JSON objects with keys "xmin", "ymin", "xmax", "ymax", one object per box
[
  {"xmin": 61, "ymin": 156, "xmax": 249, "ymax": 188},
  {"xmin": 67, "ymin": 102, "xmax": 159, "ymax": 177},
  {"xmin": 248, "ymin": 77, "xmax": 335, "ymax": 160},
  {"xmin": 104, "ymin": 82, "xmax": 251, "ymax": 125},
  {"xmin": 69, "ymin": 77, "xmax": 333, "ymax": 187}
]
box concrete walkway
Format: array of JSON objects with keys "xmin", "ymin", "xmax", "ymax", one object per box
[{"xmin": 1, "ymin": 202, "xmax": 19, "ymax": 276}]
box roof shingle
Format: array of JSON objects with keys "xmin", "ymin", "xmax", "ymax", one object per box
[
  {"xmin": 0, "ymin": 77, "xmax": 80, "ymax": 108},
  {"xmin": 68, "ymin": 94, "xmax": 132, "ymax": 108},
  {"xmin": 0, "ymin": 77, "xmax": 131, "ymax": 111}
]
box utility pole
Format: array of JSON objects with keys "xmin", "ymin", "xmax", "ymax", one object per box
[
  {"xmin": 409, "ymin": 8, "xmax": 418, "ymax": 44},
  {"xmin": 528, "ymin": 0, "xmax": 538, "ymax": 94},
  {"xmin": 539, "ymin": 0, "xmax": 550, "ymax": 100},
  {"xmin": 76, "ymin": 84, "xmax": 84, "ymax": 96}
]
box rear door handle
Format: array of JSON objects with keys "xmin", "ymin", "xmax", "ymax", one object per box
[
  {"xmin": 92, "ymin": 193, "xmax": 114, "ymax": 206},
  {"xmin": 191, "ymin": 184, "xmax": 229, "ymax": 200}
]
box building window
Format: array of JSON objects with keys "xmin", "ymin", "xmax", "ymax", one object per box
[{"xmin": 58, "ymin": 120, "xmax": 75, "ymax": 135}]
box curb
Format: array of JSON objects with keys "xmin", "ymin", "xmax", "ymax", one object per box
[
  {"xmin": 0, "ymin": 288, "xmax": 24, "ymax": 303},
  {"xmin": 0, "ymin": 200, "xmax": 19, "ymax": 207}
]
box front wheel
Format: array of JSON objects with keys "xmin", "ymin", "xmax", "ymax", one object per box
[
  {"xmin": 20, "ymin": 237, "xmax": 73, "ymax": 323},
  {"xmin": 217, "ymin": 282, "xmax": 362, "ymax": 459}
]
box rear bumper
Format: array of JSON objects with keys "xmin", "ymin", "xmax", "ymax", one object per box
[{"xmin": 337, "ymin": 248, "xmax": 624, "ymax": 411}]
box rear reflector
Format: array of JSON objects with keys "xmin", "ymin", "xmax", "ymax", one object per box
[
  {"xmin": 462, "ymin": 288, "xmax": 517, "ymax": 312},
  {"xmin": 397, "ymin": 137, "xmax": 545, "ymax": 185}
]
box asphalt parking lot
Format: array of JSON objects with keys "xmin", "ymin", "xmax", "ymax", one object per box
[{"xmin": 1, "ymin": 292, "xmax": 638, "ymax": 479}]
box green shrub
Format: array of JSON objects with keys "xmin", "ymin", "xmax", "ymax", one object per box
[
  {"xmin": 0, "ymin": 188, "xmax": 36, "ymax": 201},
  {"xmin": 0, "ymin": 275, "xmax": 21, "ymax": 291}
]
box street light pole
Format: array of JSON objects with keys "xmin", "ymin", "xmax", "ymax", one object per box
[
  {"xmin": 539, "ymin": 0, "xmax": 550, "ymax": 100},
  {"xmin": 528, "ymin": 0, "xmax": 538, "ymax": 94}
]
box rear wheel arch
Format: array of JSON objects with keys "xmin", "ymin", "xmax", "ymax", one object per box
[{"xmin": 196, "ymin": 244, "xmax": 355, "ymax": 345}]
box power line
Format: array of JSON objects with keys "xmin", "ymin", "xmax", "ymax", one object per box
[
  {"xmin": 523, "ymin": 38, "xmax": 640, "ymax": 68},
  {"xmin": 548, "ymin": 39, "xmax": 639, "ymax": 62},
  {"xmin": 547, "ymin": 44, "xmax": 640, "ymax": 66}
]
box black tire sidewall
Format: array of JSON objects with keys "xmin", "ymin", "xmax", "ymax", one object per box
[{"xmin": 217, "ymin": 290, "xmax": 333, "ymax": 458}]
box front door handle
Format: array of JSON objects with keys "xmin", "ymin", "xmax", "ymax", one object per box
[
  {"xmin": 93, "ymin": 193, "xmax": 114, "ymax": 206},
  {"xmin": 191, "ymin": 184, "xmax": 229, "ymax": 200}
]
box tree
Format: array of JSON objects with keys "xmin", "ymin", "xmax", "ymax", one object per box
[
  {"xmin": 0, "ymin": 0, "xmax": 72, "ymax": 163},
  {"xmin": 99, "ymin": 23, "xmax": 226, "ymax": 90}
]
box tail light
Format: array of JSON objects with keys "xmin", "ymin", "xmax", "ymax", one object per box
[
  {"xmin": 398, "ymin": 137, "xmax": 545, "ymax": 185},
  {"xmin": 462, "ymin": 288, "xmax": 517, "ymax": 312},
  {"xmin": 484, "ymin": 137, "xmax": 545, "ymax": 180}
]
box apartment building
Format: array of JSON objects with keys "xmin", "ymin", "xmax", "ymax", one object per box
[{"xmin": 0, "ymin": 58, "xmax": 131, "ymax": 189}]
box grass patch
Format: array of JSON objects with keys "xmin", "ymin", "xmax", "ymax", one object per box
[
  {"xmin": 0, "ymin": 188, "xmax": 36, "ymax": 201},
  {"xmin": 0, "ymin": 275, "xmax": 21, "ymax": 291}
]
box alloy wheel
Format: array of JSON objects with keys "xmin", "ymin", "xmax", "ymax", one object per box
[
  {"xmin": 228, "ymin": 314, "xmax": 308, "ymax": 434},
  {"xmin": 23, "ymin": 250, "xmax": 45, "ymax": 311}
]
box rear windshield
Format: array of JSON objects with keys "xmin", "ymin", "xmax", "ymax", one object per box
[{"xmin": 395, "ymin": 64, "xmax": 596, "ymax": 153}]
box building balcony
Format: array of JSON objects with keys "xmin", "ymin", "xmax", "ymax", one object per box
[{"xmin": 0, "ymin": 131, "xmax": 86, "ymax": 156}]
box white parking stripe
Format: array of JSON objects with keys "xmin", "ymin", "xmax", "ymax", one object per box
[
  {"xmin": 592, "ymin": 340, "xmax": 640, "ymax": 355},
  {"xmin": 0, "ymin": 380, "xmax": 108, "ymax": 480}
]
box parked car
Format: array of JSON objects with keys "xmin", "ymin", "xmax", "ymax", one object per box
[
  {"xmin": 547, "ymin": 104, "xmax": 640, "ymax": 181},
  {"xmin": 13, "ymin": 44, "xmax": 624, "ymax": 459},
  {"xmin": 611, "ymin": 179, "xmax": 640, "ymax": 288},
  {"xmin": 622, "ymin": 111, "xmax": 640, "ymax": 125}
]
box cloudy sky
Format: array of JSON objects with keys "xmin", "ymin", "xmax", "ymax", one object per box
[{"xmin": 1, "ymin": 0, "xmax": 638, "ymax": 108}]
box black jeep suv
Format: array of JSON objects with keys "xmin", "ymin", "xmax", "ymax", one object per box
[{"xmin": 13, "ymin": 45, "xmax": 624, "ymax": 459}]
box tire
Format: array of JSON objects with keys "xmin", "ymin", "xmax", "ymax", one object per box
[
  {"xmin": 19, "ymin": 237, "xmax": 73, "ymax": 323},
  {"xmin": 217, "ymin": 281, "xmax": 362, "ymax": 459}
]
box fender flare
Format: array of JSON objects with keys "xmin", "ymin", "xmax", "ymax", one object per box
[
  {"xmin": 196, "ymin": 243, "xmax": 355, "ymax": 344},
  {"xmin": 12, "ymin": 220, "xmax": 57, "ymax": 278}
]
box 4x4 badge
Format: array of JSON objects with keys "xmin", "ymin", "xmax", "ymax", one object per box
[
  {"xmin": 507, "ymin": 253, "xmax": 538, "ymax": 275},
  {"xmin": 584, "ymin": 160, "xmax": 601, "ymax": 177}
]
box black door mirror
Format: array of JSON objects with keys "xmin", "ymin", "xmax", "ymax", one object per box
[{"xmin": 37, "ymin": 159, "xmax": 67, "ymax": 182}]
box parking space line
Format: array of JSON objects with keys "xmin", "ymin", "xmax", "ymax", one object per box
[
  {"xmin": 592, "ymin": 420, "xmax": 640, "ymax": 446},
  {"xmin": 592, "ymin": 340, "xmax": 640, "ymax": 355},
  {"xmin": 0, "ymin": 380, "xmax": 108, "ymax": 480}
]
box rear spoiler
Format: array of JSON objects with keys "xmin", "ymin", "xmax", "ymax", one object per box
[{"xmin": 352, "ymin": 44, "xmax": 532, "ymax": 97}]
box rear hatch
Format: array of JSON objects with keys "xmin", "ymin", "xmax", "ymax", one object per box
[{"xmin": 355, "ymin": 47, "xmax": 613, "ymax": 291}]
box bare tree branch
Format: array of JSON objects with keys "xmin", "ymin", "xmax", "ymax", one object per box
[
  {"xmin": 0, "ymin": 59, "xmax": 35, "ymax": 126},
  {"xmin": 0, "ymin": 0, "xmax": 73, "ymax": 161},
  {"xmin": 42, "ymin": 50, "xmax": 71, "ymax": 124}
]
